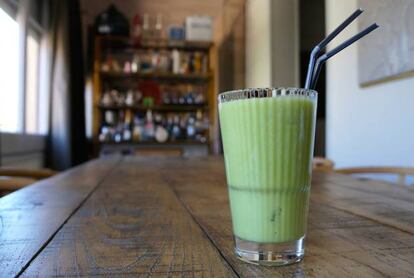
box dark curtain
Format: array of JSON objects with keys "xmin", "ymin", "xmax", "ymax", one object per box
[{"xmin": 45, "ymin": 0, "xmax": 86, "ymax": 170}]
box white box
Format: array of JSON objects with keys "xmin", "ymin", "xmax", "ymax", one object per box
[{"xmin": 185, "ymin": 16, "xmax": 213, "ymax": 41}]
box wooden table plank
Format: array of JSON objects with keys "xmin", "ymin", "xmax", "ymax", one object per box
[
  {"xmin": 158, "ymin": 157, "xmax": 414, "ymax": 277},
  {"xmin": 6, "ymin": 156, "xmax": 414, "ymax": 277},
  {"xmin": 21, "ymin": 157, "xmax": 236, "ymax": 277},
  {"xmin": 312, "ymin": 173, "xmax": 414, "ymax": 234},
  {"xmin": 0, "ymin": 156, "xmax": 121, "ymax": 277}
]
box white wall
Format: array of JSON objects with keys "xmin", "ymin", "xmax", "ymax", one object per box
[
  {"xmin": 325, "ymin": 0, "xmax": 414, "ymax": 181},
  {"xmin": 245, "ymin": 0, "xmax": 299, "ymax": 88},
  {"xmin": 246, "ymin": 0, "xmax": 272, "ymax": 87},
  {"xmin": 270, "ymin": 0, "xmax": 299, "ymax": 87}
]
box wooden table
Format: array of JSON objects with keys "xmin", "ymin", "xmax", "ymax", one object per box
[{"xmin": 1, "ymin": 156, "xmax": 414, "ymax": 277}]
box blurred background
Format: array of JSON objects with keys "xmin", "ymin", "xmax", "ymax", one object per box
[{"xmin": 0, "ymin": 0, "xmax": 413, "ymax": 190}]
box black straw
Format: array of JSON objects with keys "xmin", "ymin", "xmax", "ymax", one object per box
[
  {"xmin": 310, "ymin": 23, "xmax": 379, "ymax": 89},
  {"xmin": 304, "ymin": 8, "xmax": 364, "ymax": 89}
]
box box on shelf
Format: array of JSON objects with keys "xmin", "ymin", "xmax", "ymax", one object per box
[{"xmin": 185, "ymin": 16, "xmax": 212, "ymax": 41}]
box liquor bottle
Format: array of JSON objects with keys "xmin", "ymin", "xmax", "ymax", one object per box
[
  {"xmin": 180, "ymin": 54, "xmax": 189, "ymax": 74},
  {"xmin": 123, "ymin": 61, "xmax": 131, "ymax": 73},
  {"xmin": 99, "ymin": 126, "xmax": 110, "ymax": 142},
  {"xmin": 122, "ymin": 110, "xmax": 132, "ymax": 141},
  {"xmin": 172, "ymin": 49, "xmax": 180, "ymax": 74},
  {"xmin": 144, "ymin": 110, "xmax": 155, "ymax": 140},
  {"xmin": 171, "ymin": 115, "xmax": 181, "ymax": 141},
  {"xmin": 132, "ymin": 115, "xmax": 144, "ymax": 141},
  {"xmin": 101, "ymin": 90, "xmax": 112, "ymax": 106},
  {"xmin": 185, "ymin": 86, "xmax": 195, "ymax": 104},
  {"xmin": 151, "ymin": 51, "xmax": 160, "ymax": 72},
  {"xmin": 166, "ymin": 115, "xmax": 173, "ymax": 135},
  {"xmin": 114, "ymin": 119, "xmax": 123, "ymax": 143},
  {"xmin": 178, "ymin": 95, "xmax": 185, "ymax": 104},
  {"xmin": 135, "ymin": 89, "xmax": 143, "ymax": 104},
  {"xmin": 187, "ymin": 115, "xmax": 196, "ymax": 139},
  {"xmin": 195, "ymin": 90, "xmax": 205, "ymax": 104},
  {"xmin": 125, "ymin": 90, "xmax": 135, "ymax": 106},
  {"xmin": 194, "ymin": 52, "xmax": 202, "ymax": 73},
  {"xmin": 131, "ymin": 54, "xmax": 140, "ymax": 73},
  {"xmin": 179, "ymin": 114, "xmax": 188, "ymax": 137},
  {"xmin": 188, "ymin": 53, "xmax": 195, "ymax": 73},
  {"xmin": 159, "ymin": 51, "xmax": 170, "ymax": 72},
  {"xmin": 201, "ymin": 54, "xmax": 208, "ymax": 73},
  {"xmin": 112, "ymin": 59, "xmax": 122, "ymax": 72},
  {"xmin": 171, "ymin": 91, "xmax": 179, "ymax": 104},
  {"xmin": 132, "ymin": 13, "xmax": 142, "ymax": 41},
  {"xmin": 194, "ymin": 110, "xmax": 205, "ymax": 142},
  {"xmin": 162, "ymin": 91, "xmax": 171, "ymax": 104},
  {"xmin": 142, "ymin": 14, "xmax": 151, "ymax": 40},
  {"xmin": 154, "ymin": 14, "xmax": 163, "ymax": 39},
  {"xmin": 105, "ymin": 110, "xmax": 116, "ymax": 125},
  {"xmin": 107, "ymin": 127, "xmax": 116, "ymax": 142},
  {"xmin": 154, "ymin": 113, "xmax": 168, "ymax": 143}
]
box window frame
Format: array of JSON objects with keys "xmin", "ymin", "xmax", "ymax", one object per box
[{"xmin": 25, "ymin": 27, "xmax": 41, "ymax": 134}]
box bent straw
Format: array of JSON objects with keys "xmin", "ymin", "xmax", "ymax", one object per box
[
  {"xmin": 310, "ymin": 23, "xmax": 379, "ymax": 89},
  {"xmin": 304, "ymin": 8, "xmax": 364, "ymax": 89}
]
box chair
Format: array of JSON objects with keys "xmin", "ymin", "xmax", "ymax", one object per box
[
  {"xmin": 335, "ymin": 167, "xmax": 414, "ymax": 186},
  {"xmin": 0, "ymin": 168, "xmax": 57, "ymax": 195},
  {"xmin": 313, "ymin": 157, "xmax": 335, "ymax": 172}
]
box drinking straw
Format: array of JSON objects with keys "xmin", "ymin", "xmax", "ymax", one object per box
[
  {"xmin": 304, "ymin": 8, "xmax": 364, "ymax": 89},
  {"xmin": 310, "ymin": 23, "xmax": 379, "ymax": 89}
]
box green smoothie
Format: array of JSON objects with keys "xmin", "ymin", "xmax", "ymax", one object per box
[{"xmin": 219, "ymin": 93, "xmax": 317, "ymax": 243}]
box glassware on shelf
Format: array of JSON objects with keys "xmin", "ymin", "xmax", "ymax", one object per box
[
  {"xmin": 154, "ymin": 14, "xmax": 163, "ymax": 39},
  {"xmin": 123, "ymin": 61, "xmax": 131, "ymax": 73},
  {"xmin": 143, "ymin": 110, "xmax": 155, "ymax": 140},
  {"xmin": 142, "ymin": 14, "xmax": 151, "ymax": 40},
  {"xmin": 171, "ymin": 49, "xmax": 180, "ymax": 74},
  {"xmin": 131, "ymin": 54, "xmax": 140, "ymax": 73}
]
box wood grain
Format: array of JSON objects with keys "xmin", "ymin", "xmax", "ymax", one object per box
[
  {"xmin": 159, "ymin": 157, "xmax": 414, "ymax": 277},
  {"xmin": 21, "ymin": 157, "xmax": 236, "ymax": 277},
  {"xmin": 0, "ymin": 156, "xmax": 121, "ymax": 277},
  {"xmin": 4, "ymin": 156, "xmax": 414, "ymax": 277}
]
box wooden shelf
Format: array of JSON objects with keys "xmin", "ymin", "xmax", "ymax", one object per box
[
  {"xmin": 92, "ymin": 34, "xmax": 215, "ymax": 155},
  {"xmin": 100, "ymin": 140, "xmax": 207, "ymax": 146},
  {"xmin": 97, "ymin": 36, "xmax": 213, "ymax": 51},
  {"xmin": 100, "ymin": 71, "xmax": 211, "ymax": 81},
  {"xmin": 98, "ymin": 104, "xmax": 208, "ymax": 112}
]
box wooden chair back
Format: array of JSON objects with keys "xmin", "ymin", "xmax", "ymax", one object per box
[
  {"xmin": 335, "ymin": 167, "xmax": 414, "ymax": 186},
  {"xmin": 0, "ymin": 168, "xmax": 57, "ymax": 195},
  {"xmin": 313, "ymin": 157, "xmax": 335, "ymax": 172}
]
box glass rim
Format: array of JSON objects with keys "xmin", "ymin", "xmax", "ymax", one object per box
[{"xmin": 218, "ymin": 87, "xmax": 317, "ymax": 103}]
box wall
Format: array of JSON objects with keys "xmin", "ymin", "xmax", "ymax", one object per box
[
  {"xmin": 245, "ymin": 0, "xmax": 271, "ymax": 87},
  {"xmin": 270, "ymin": 0, "xmax": 299, "ymax": 87},
  {"xmin": 245, "ymin": 0, "xmax": 299, "ymax": 88},
  {"xmin": 325, "ymin": 0, "xmax": 414, "ymax": 181}
]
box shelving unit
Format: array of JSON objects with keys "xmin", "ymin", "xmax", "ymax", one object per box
[
  {"xmin": 91, "ymin": 35, "xmax": 216, "ymax": 156},
  {"xmin": 100, "ymin": 71, "xmax": 211, "ymax": 81},
  {"xmin": 98, "ymin": 104, "xmax": 209, "ymax": 112}
]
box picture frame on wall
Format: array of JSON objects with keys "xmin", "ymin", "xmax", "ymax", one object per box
[{"xmin": 358, "ymin": 0, "xmax": 414, "ymax": 87}]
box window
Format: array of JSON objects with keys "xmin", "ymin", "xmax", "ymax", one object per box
[
  {"xmin": 0, "ymin": 2, "xmax": 48, "ymax": 135},
  {"xmin": 0, "ymin": 7, "xmax": 20, "ymax": 133}
]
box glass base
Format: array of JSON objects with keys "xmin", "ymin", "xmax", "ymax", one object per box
[{"xmin": 234, "ymin": 236, "xmax": 305, "ymax": 266}]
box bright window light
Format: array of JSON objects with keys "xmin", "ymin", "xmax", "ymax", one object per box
[
  {"xmin": 0, "ymin": 8, "xmax": 20, "ymax": 133},
  {"xmin": 25, "ymin": 31, "xmax": 40, "ymax": 134}
]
